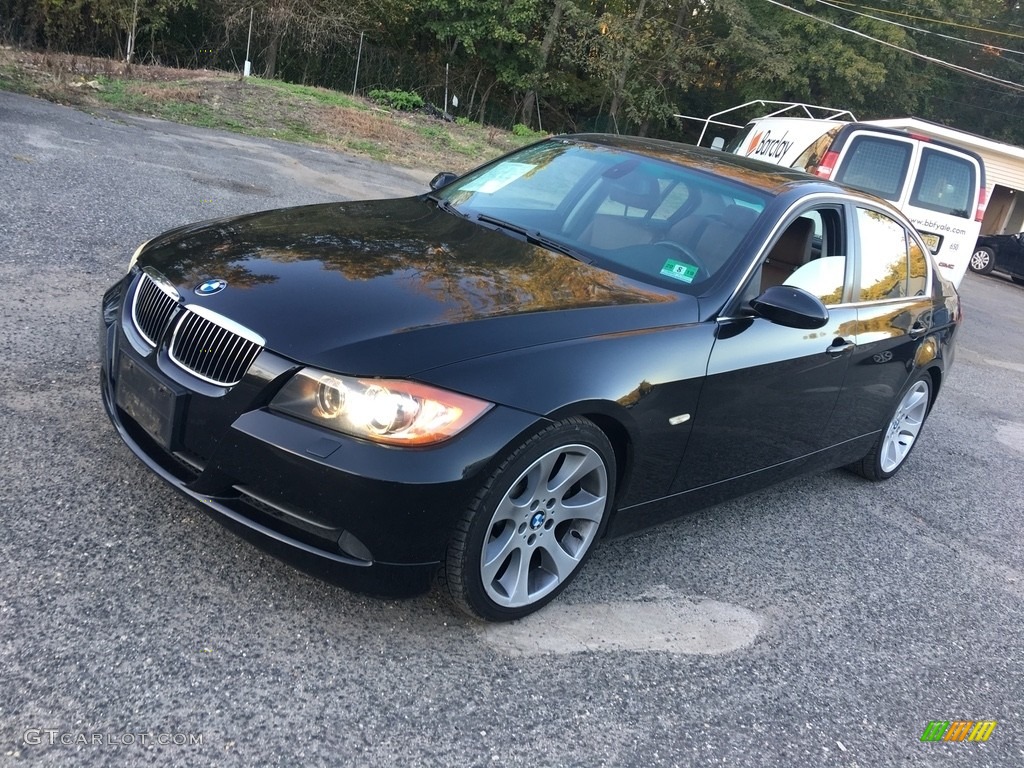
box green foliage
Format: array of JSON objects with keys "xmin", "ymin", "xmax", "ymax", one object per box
[
  {"xmin": 1, "ymin": 0, "xmax": 1022, "ymax": 143},
  {"xmin": 0, "ymin": 65, "xmax": 30, "ymax": 94},
  {"xmin": 346, "ymin": 139, "xmax": 387, "ymax": 161},
  {"xmin": 274, "ymin": 119, "xmax": 327, "ymax": 143},
  {"xmin": 512, "ymin": 123, "xmax": 544, "ymax": 138},
  {"xmin": 368, "ymin": 89, "xmax": 425, "ymax": 111},
  {"xmin": 252, "ymin": 79, "xmax": 361, "ymax": 109},
  {"xmin": 417, "ymin": 125, "xmax": 452, "ymax": 147}
]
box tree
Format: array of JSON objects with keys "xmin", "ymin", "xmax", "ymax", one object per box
[{"xmin": 417, "ymin": 0, "xmax": 542, "ymax": 122}]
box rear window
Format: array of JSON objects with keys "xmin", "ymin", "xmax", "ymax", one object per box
[
  {"xmin": 909, "ymin": 147, "xmax": 976, "ymax": 219},
  {"xmin": 835, "ymin": 135, "xmax": 912, "ymax": 200}
]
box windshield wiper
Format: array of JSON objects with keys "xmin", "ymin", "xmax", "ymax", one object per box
[
  {"xmin": 427, "ymin": 194, "xmax": 467, "ymax": 218},
  {"xmin": 475, "ymin": 214, "xmax": 592, "ymax": 264}
]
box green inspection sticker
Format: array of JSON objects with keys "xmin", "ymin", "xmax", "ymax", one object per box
[{"xmin": 660, "ymin": 259, "xmax": 698, "ymax": 283}]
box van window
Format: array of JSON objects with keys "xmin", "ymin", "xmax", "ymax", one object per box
[
  {"xmin": 835, "ymin": 136, "xmax": 912, "ymax": 201},
  {"xmin": 909, "ymin": 147, "xmax": 975, "ymax": 219},
  {"xmin": 794, "ymin": 127, "xmax": 842, "ymax": 174}
]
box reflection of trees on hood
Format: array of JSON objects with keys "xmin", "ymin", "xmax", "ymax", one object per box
[{"xmin": 141, "ymin": 198, "xmax": 672, "ymax": 323}]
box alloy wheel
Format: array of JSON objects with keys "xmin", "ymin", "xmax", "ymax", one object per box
[
  {"xmin": 970, "ymin": 248, "xmax": 992, "ymax": 272},
  {"xmin": 480, "ymin": 443, "xmax": 609, "ymax": 608},
  {"xmin": 880, "ymin": 379, "xmax": 930, "ymax": 474}
]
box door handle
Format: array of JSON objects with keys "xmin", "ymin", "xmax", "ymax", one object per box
[
  {"xmin": 827, "ymin": 338, "xmax": 855, "ymax": 357},
  {"xmin": 909, "ymin": 322, "xmax": 928, "ymax": 339}
]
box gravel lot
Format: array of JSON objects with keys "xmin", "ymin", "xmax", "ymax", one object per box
[{"xmin": 1, "ymin": 90, "xmax": 1022, "ymax": 767}]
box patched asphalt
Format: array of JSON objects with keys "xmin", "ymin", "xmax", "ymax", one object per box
[{"xmin": 1, "ymin": 90, "xmax": 1022, "ymax": 767}]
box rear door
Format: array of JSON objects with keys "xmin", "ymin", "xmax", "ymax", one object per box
[
  {"xmin": 1004, "ymin": 233, "xmax": 1024, "ymax": 278},
  {"xmin": 823, "ymin": 205, "xmax": 936, "ymax": 444}
]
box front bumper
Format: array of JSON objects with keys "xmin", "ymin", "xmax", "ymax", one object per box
[{"xmin": 100, "ymin": 277, "xmax": 541, "ymax": 597}]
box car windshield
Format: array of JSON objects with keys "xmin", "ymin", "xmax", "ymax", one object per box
[{"xmin": 434, "ymin": 139, "xmax": 769, "ymax": 293}]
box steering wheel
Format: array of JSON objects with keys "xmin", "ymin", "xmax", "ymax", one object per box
[{"xmin": 651, "ymin": 240, "xmax": 709, "ymax": 277}]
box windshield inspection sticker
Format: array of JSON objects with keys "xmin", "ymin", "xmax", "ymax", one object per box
[{"xmin": 661, "ymin": 259, "xmax": 698, "ymax": 283}]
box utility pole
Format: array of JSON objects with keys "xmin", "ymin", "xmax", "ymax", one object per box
[
  {"xmin": 126, "ymin": 0, "xmax": 140, "ymax": 65},
  {"xmin": 244, "ymin": 8, "xmax": 254, "ymax": 77},
  {"xmin": 352, "ymin": 31, "xmax": 365, "ymax": 96}
]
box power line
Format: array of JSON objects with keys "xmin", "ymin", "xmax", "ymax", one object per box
[
  {"xmin": 759, "ymin": 0, "xmax": 1024, "ymax": 93},
  {"xmin": 818, "ymin": 0, "xmax": 1024, "ymax": 58},
  {"xmin": 909, "ymin": 64, "xmax": 1024, "ymax": 104},
  {"xmin": 920, "ymin": 93, "xmax": 1024, "ymax": 121},
  {"xmin": 830, "ymin": 0, "xmax": 1024, "ymax": 40}
]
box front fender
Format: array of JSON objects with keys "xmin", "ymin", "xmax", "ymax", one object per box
[{"xmin": 418, "ymin": 322, "xmax": 716, "ymax": 506}]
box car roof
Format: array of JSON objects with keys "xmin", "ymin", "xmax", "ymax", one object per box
[{"xmin": 561, "ymin": 133, "xmax": 834, "ymax": 196}]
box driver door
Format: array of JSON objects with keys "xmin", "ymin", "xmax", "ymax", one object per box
[{"xmin": 671, "ymin": 205, "xmax": 856, "ymax": 494}]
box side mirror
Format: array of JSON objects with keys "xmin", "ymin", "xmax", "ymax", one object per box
[
  {"xmin": 429, "ymin": 171, "xmax": 459, "ymax": 191},
  {"xmin": 750, "ymin": 285, "xmax": 829, "ymax": 330}
]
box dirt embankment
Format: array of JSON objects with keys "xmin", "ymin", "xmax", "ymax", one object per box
[{"xmin": 0, "ymin": 46, "xmax": 538, "ymax": 172}]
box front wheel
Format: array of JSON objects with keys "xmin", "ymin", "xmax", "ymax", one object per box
[
  {"xmin": 969, "ymin": 246, "xmax": 995, "ymax": 275},
  {"xmin": 848, "ymin": 374, "xmax": 932, "ymax": 481},
  {"xmin": 443, "ymin": 417, "xmax": 616, "ymax": 622}
]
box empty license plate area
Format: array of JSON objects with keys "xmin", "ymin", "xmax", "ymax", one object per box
[{"xmin": 116, "ymin": 354, "xmax": 186, "ymax": 450}]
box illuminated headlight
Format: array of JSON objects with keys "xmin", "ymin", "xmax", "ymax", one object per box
[
  {"xmin": 128, "ymin": 239, "xmax": 152, "ymax": 272},
  {"xmin": 271, "ymin": 368, "xmax": 492, "ymax": 446}
]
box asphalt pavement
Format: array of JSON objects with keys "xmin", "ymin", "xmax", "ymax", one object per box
[{"xmin": 1, "ymin": 90, "xmax": 1022, "ymax": 767}]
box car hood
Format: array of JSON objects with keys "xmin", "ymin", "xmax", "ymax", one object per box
[{"xmin": 136, "ymin": 198, "xmax": 694, "ymax": 375}]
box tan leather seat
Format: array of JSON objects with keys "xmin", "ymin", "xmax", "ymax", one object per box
[
  {"xmin": 760, "ymin": 218, "xmax": 815, "ymax": 291},
  {"xmin": 691, "ymin": 205, "xmax": 761, "ymax": 273},
  {"xmin": 578, "ymin": 173, "xmax": 661, "ymax": 249}
]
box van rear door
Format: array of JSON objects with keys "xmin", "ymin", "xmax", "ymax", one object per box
[{"xmin": 827, "ymin": 129, "xmax": 983, "ymax": 286}]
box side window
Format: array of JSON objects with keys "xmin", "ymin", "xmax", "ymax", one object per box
[
  {"xmin": 909, "ymin": 148, "xmax": 976, "ymax": 219},
  {"xmin": 760, "ymin": 207, "xmax": 846, "ymax": 304},
  {"xmin": 794, "ymin": 127, "xmax": 843, "ymax": 174},
  {"xmin": 857, "ymin": 208, "xmax": 913, "ymax": 300},
  {"xmin": 835, "ymin": 136, "xmax": 912, "ymax": 201}
]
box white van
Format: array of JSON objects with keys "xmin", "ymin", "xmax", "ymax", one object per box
[{"xmin": 724, "ymin": 117, "xmax": 987, "ymax": 286}]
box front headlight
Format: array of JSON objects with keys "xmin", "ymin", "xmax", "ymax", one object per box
[
  {"xmin": 128, "ymin": 239, "xmax": 152, "ymax": 272},
  {"xmin": 270, "ymin": 368, "xmax": 492, "ymax": 446}
]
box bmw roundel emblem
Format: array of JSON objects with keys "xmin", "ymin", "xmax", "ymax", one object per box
[{"xmin": 195, "ymin": 278, "xmax": 228, "ymax": 296}]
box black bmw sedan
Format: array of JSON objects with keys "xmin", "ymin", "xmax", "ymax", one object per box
[{"xmin": 101, "ymin": 134, "xmax": 960, "ymax": 621}]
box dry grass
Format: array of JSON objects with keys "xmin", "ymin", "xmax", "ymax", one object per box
[{"xmin": 317, "ymin": 106, "xmax": 415, "ymax": 144}]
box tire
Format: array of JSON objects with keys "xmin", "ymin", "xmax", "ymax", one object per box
[
  {"xmin": 969, "ymin": 246, "xmax": 996, "ymax": 275},
  {"xmin": 1012, "ymin": 276, "xmax": 1024, "ymax": 286},
  {"xmin": 848, "ymin": 374, "xmax": 932, "ymax": 481},
  {"xmin": 443, "ymin": 417, "xmax": 616, "ymax": 622}
]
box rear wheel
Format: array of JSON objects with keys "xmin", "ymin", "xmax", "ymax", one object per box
[
  {"xmin": 444, "ymin": 417, "xmax": 615, "ymax": 622},
  {"xmin": 969, "ymin": 246, "xmax": 995, "ymax": 275},
  {"xmin": 848, "ymin": 375, "xmax": 932, "ymax": 481}
]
